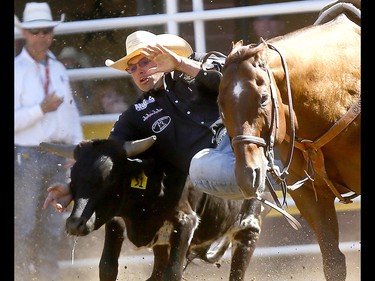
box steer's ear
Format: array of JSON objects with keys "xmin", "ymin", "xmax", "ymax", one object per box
[{"xmin": 126, "ymin": 157, "xmax": 156, "ymax": 176}]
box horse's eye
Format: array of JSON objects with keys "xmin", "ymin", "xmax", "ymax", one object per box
[{"xmin": 260, "ymin": 92, "xmax": 269, "ymax": 106}]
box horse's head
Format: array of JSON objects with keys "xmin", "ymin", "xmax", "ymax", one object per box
[{"xmin": 218, "ymin": 40, "xmax": 286, "ymax": 199}]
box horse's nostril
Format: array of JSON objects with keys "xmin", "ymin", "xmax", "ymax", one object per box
[
  {"xmin": 234, "ymin": 165, "xmax": 264, "ymax": 199},
  {"xmin": 253, "ymin": 167, "xmax": 261, "ymax": 189}
]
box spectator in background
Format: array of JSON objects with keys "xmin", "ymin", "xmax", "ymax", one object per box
[
  {"xmin": 251, "ymin": 15, "xmax": 285, "ymax": 40},
  {"xmin": 59, "ymin": 46, "xmax": 91, "ymax": 69},
  {"xmin": 14, "ymin": 38, "xmax": 24, "ymax": 57},
  {"xmin": 91, "ymin": 80, "xmax": 131, "ymax": 114},
  {"xmin": 58, "ymin": 46, "xmax": 94, "ymax": 115},
  {"xmin": 14, "ymin": 3, "xmax": 84, "ymax": 281}
]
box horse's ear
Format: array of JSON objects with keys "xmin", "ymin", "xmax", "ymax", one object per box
[
  {"xmin": 257, "ymin": 37, "xmax": 269, "ymax": 53},
  {"xmin": 233, "ymin": 40, "xmax": 243, "ymax": 48},
  {"xmin": 229, "ymin": 40, "xmax": 243, "ymax": 56}
]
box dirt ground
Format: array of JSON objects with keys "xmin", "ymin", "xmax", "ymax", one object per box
[
  {"xmin": 59, "ymin": 250, "xmax": 360, "ymax": 281},
  {"xmin": 59, "ymin": 248, "xmax": 360, "ymax": 281},
  {"xmin": 57, "ymin": 210, "xmax": 361, "ymax": 281}
]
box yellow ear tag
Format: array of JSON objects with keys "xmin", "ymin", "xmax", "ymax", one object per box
[{"xmin": 131, "ymin": 171, "xmax": 148, "ymax": 190}]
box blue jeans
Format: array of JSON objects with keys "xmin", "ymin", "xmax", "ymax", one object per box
[
  {"xmin": 189, "ymin": 134, "xmax": 244, "ymax": 199},
  {"xmin": 14, "ymin": 146, "xmax": 71, "ymax": 281}
]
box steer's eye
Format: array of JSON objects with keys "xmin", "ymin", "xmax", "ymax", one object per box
[{"xmin": 97, "ymin": 156, "xmax": 113, "ymax": 180}]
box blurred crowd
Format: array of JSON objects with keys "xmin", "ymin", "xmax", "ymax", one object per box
[{"xmin": 57, "ymin": 46, "xmax": 140, "ymax": 115}]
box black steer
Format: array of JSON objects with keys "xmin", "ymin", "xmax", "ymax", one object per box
[{"xmin": 40, "ymin": 136, "xmax": 270, "ymax": 281}]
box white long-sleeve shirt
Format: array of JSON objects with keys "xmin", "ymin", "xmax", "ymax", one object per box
[{"xmin": 15, "ymin": 48, "xmax": 84, "ymax": 146}]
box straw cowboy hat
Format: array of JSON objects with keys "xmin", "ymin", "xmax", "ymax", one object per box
[
  {"xmin": 14, "ymin": 2, "xmax": 65, "ymax": 30},
  {"xmin": 105, "ymin": 30, "xmax": 193, "ymax": 72}
]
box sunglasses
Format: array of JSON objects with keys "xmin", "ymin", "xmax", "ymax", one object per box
[
  {"xmin": 126, "ymin": 57, "xmax": 151, "ymax": 74},
  {"xmin": 27, "ymin": 28, "xmax": 54, "ymax": 35}
]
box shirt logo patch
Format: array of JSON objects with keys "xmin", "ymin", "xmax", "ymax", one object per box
[
  {"xmin": 135, "ymin": 96, "xmax": 155, "ymax": 111},
  {"xmin": 143, "ymin": 108, "xmax": 163, "ymax": 121},
  {"xmin": 152, "ymin": 116, "xmax": 171, "ymax": 133}
]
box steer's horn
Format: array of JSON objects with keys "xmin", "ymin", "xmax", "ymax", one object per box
[
  {"xmin": 39, "ymin": 142, "xmax": 76, "ymax": 159},
  {"xmin": 123, "ymin": 135, "xmax": 157, "ymax": 157}
]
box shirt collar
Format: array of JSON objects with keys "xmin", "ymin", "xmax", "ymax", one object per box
[{"xmin": 20, "ymin": 47, "xmax": 57, "ymax": 63}]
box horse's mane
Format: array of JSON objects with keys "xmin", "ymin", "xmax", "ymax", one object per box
[{"xmin": 224, "ymin": 43, "xmax": 265, "ymax": 70}]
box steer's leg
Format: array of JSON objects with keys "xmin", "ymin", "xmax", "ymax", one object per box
[
  {"xmin": 148, "ymin": 244, "xmax": 169, "ymax": 281},
  {"xmin": 164, "ymin": 209, "xmax": 198, "ymax": 281},
  {"xmin": 99, "ymin": 217, "xmax": 126, "ymax": 281}
]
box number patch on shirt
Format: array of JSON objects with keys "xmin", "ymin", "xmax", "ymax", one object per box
[{"xmin": 131, "ymin": 171, "xmax": 148, "ymax": 190}]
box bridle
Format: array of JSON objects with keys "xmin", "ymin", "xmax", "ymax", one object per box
[
  {"xmin": 230, "ymin": 42, "xmax": 360, "ymax": 217},
  {"xmin": 229, "ymin": 43, "xmax": 300, "ymax": 229}
]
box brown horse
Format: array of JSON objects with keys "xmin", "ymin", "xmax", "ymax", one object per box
[{"xmin": 217, "ymin": 3, "xmax": 360, "ymax": 281}]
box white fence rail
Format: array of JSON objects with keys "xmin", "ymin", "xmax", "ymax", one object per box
[{"xmin": 15, "ymin": 0, "xmax": 331, "ymax": 125}]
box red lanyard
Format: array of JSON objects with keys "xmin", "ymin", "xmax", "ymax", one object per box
[{"xmin": 43, "ymin": 57, "xmax": 50, "ymax": 96}]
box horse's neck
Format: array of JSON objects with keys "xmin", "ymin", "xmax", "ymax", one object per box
[{"xmin": 268, "ymin": 51, "xmax": 357, "ymax": 137}]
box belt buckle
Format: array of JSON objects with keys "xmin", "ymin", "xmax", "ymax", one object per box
[
  {"xmin": 22, "ymin": 152, "xmax": 30, "ymax": 159},
  {"xmin": 16, "ymin": 152, "xmax": 30, "ymax": 165}
]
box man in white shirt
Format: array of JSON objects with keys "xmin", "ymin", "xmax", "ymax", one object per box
[{"xmin": 14, "ymin": 3, "xmax": 84, "ymax": 280}]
